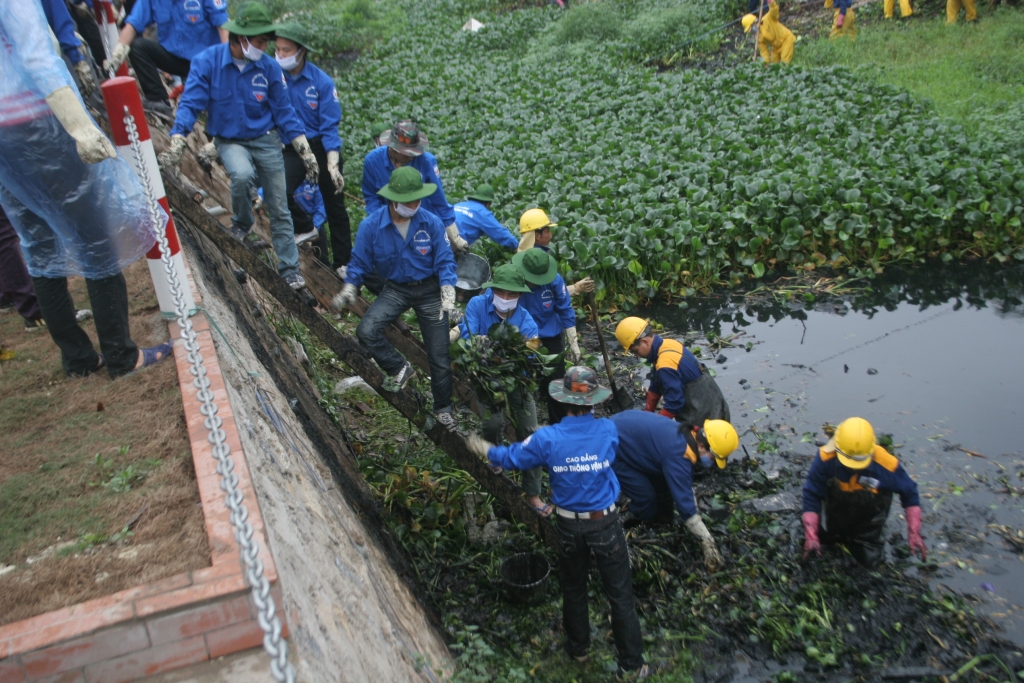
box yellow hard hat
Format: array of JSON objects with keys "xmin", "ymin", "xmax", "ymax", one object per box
[
  {"xmin": 742, "ymin": 14, "xmax": 757, "ymax": 32},
  {"xmin": 519, "ymin": 208, "xmax": 556, "ymax": 234},
  {"xmin": 703, "ymin": 420, "xmax": 739, "ymax": 469},
  {"xmin": 615, "ymin": 317, "xmax": 649, "ymax": 350},
  {"xmin": 834, "ymin": 417, "xmax": 876, "ymax": 470}
]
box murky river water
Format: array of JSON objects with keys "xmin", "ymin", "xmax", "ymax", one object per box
[{"xmin": 643, "ymin": 265, "xmax": 1024, "ymax": 644}]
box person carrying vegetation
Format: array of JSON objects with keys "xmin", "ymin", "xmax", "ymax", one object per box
[
  {"xmin": 456, "ymin": 263, "xmax": 551, "ymax": 515},
  {"xmin": 610, "ymin": 410, "xmax": 738, "ymax": 570},
  {"xmin": 827, "ymin": 0, "xmax": 856, "ymax": 40},
  {"xmin": 453, "ymin": 184, "xmax": 519, "ymax": 252},
  {"xmin": 946, "ymin": 0, "xmax": 976, "ymax": 23},
  {"xmin": 159, "ymin": 1, "xmax": 319, "ymax": 292},
  {"xmin": 512, "ymin": 247, "xmax": 581, "ymax": 425},
  {"xmin": 465, "ymin": 367, "xmax": 649, "ymax": 681},
  {"xmin": 517, "ymin": 208, "xmax": 595, "ymax": 297},
  {"xmin": 333, "ymin": 166, "xmax": 461, "ymax": 432},
  {"xmin": 801, "ymin": 417, "xmax": 926, "ymax": 568},
  {"xmin": 274, "ymin": 23, "xmax": 352, "ymax": 276},
  {"xmin": 615, "ymin": 317, "xmax": 731, "ymax": 429},
  {"xmin": 743, "ymin": 1, "xmax": 795, "ymax": 65}
]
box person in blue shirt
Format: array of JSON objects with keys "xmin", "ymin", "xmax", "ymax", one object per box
[
  {"xmin": 332, "ymin": 167, "xmax": 461, "ymax": 432},
  {"xmin": 452, "ymin": 184, "xmax": 518, "ymax": 252},
  {"xmin": 802, "ymin": 417, "xmax": 926, "ymax": 568},
  {"xmin": 273, "ymin": 23, "xmax": 351, "ymax": 273},
  {"xmin": 103, "ymin": 0, "xmax": 228, "ymax": 114},
  {"xmin": 517, "ymin": 208, "xmax": 594, "ymax": 298},
  {"xmin": 465, "ymin": 367, "xmax": 648, "ymax": 680},
  {"xmin": 159, "ymin": 2, "xmax": 319, "ymax": 291},
  {"xmin": 41, "ymin": 0, "xmax": 97, "ymax": 97},
  {"xmin": 610, "ymin": 411, "xmax": 740, "ymax": 570}
]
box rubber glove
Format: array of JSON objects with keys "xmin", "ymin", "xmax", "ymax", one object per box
[
  {"xmin": 905, "ymin": 506, "xmax": 926, "ymax": 560},
  {"xmin": 465, "ymin": 433, "xmax": 493, "ymax": 458},
  {"xmin": 644, "ymin": 390, "xmax": 661, "ymax": 412},
  {"xmin": 836, "ymin": 11, "xmax": 845, "ymax": 26},
  {"xmin": 658, "ymin": 408, "xmax": 675, "ymax": 419},
  {"xmin": 196, "ymin": 141, "xmax": 219, "ymax": 172},
  {"xmin": 326, "ymin": 150, "xmax": 344, "ymax": 193},
  {"xmin": 448, "ymin": 326, "xmax": 461, "ymax": 343},
  {"xmin": 73, "ymin": 61, "xmax": 96, "ymax": 97},
  {"xmin": 685, "ymin": 514, "xmax": 723, "ymax": 571},
  {"xmin": 291, "ymin": 135, "xmax": 319, "ymax": 183},
  {"xmin": 440, "ymin": 284, "xmax": 461, "ymax": 323},
  {"xmin": 566, "ymin": 277, "xmax": 595, "ymax": 296},
  {"xmin": 564, "ymin": 326, "xmax": 582, "ymax": 363},
  {"xmin": 445, "ymin": 223, "xmax": 470, "ymax": 254},
  {"xmin": 802, "ymin": 511, "xmax": 822, "ymax": 561},
  {"xmin": 332, "ymin": 283, "xmax": 358, "ymax": 310},
  {"xmin": 103, "ymin": 42, "xmax": 130, "ymax": 74},
  {"xmin": 46, "ymin": 86, "xmax": 116, "ymax": 163},
  {"xmin": 158, "ymin": 134, "xmax": 188, "ymax": 173}
]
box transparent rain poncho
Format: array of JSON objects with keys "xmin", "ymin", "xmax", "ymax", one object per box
[{"xmin": 0, "ymin": 2, "xmax": 157, "ymax": 280}]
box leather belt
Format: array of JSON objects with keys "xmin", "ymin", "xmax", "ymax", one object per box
[{"xmin": 555, "ymin": 504, "xmax": 616, "ymax": 520}]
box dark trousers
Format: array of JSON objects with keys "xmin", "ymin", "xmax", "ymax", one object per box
[
  {"xmin": 69, "ymin": 2, "xmax": 107, "ymax": 70},
  {"xmin": 283, "ymin": 137, "xmax": 352, "ymax": 268},
  {"xmin": 556, "ymin": 512, "xmax": 644, "ymax": 672},
  {"xmin": 32, "ymin": 273, "xmax": 139, "ymax": 378},
  {"xmin": 0, "ymin": 207, "xmax": 41, "ymax": 321},
  {"xmin": 128, "ymin": 38, "xmax": 191, "ymax": 104},
  {"xmin": 540, "ymin": 333, "xmax": 567, "ymax": 424},
  {"xmin": 356, "ymin": 277, "xmax": 453, "ymax": 412},
  {"xmin": 612, "ymin": 461, "xmax": 675, "ymax": 524}
]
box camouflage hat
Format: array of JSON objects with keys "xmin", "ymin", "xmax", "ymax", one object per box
[
  {"xmin": 548, "ymin": 366, "xmax": 612, "ymax": 406},
  {"xmin": 379, "ymin": 120, "xmax": 429, "ymax": 156}
]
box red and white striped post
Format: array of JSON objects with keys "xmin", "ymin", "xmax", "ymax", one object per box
[
  {"xmin": 101, "ymin": 77, "xmax": 195, "ymax": 320},
  {"xmin": 93, "ymin": 0, "xmax": 129, "ymax": 77}
]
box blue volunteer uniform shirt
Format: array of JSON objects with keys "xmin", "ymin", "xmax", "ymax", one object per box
[
  {"xmin": 453, "ymin": 200, "xmax": 518, "ymax": 250},
  {"xmin": 520, "ymin": 275, "xmax": 575, "ymax": 339},
  {"xmin": 170, "ymin": 43, "xmax": 305, "ymax": 142},
  {"xmin": 41, "ymin": 0, "xmax": 84, "ymax": 64},
  {"xmin": 459, "ymin": 289, "xmax": 539, "ymax": 341},
  {"xmin": 610, "ymin": 410, "xmax": 701, "ymax": 519},
  {"xmin": 361, "ymin": 146, "xmax": 456, "ymax": 226},
  {"xmin": 488, "ymin": 413, "xmax": 620, "ymax": 513},
  {"xmin": 126, "ymin": 0, "xmax": 228, "ymax": 61},
  {"xmin": 802, "ymin": 445, "xmax": 921, "ymax": 514},
  {"xmin": 283, "ymin": 61, "xmax": 342, "ymax": 152},
  {"xmin": 345, "ymin": 205, "xmax": 456, "ymax": 288},
  {"xmin": 646, "ymin": 335, "xmax": 703, "ymax": 415}
]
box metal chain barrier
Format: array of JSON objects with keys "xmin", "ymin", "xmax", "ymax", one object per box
[{"xmin": 123, "ymin": 108, "xmax": 296, "ymax": 683}]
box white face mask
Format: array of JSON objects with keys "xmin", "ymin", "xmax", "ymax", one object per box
[
  {"xmin": 240, "ymin": 37, "xmax": 264, "ymax": 62},
  {"xmin": 492, "ymin": 293, "xmax": 519, "ymax": 313},
  {"xmin": 275, "ymin": 49, "xmax": 302, "ymax": 71},
  {"xmin": 699, "ymin": 455, "xmax": 714, "ymax": 469},
  {"xmin": 392, "ymin": 201, "xmax": 419, "ymax": 218}
]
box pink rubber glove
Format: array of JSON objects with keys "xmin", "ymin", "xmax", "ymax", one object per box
[
  {"xmin": 906, "ymin": 506, "xmax": 926, "ymax": 560},
  {"xmin": 644, "ymin": 390, "xmax": 661, "ymax": 412},
  {"xmin": 802, "ymin": 511, "xmax": 821, "ymax": 561},
  {"xmin": 836, "ymin": 12, "xmax": 845, "ymax": 26}
]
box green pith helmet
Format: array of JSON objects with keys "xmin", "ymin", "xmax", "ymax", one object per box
[
  {"xmin": 549, "ymin": 366, "xmax": 612, "ymax": 406},
  {"xmin": 481, "ymin": 263, "xmax": 531, "ymax": 293},
  {"xmin": 371, "ymin": 122, "xmax": 390, "ymax": 139},
  {"xmin": 274, "ymin": 22, "xmax": 318, "ymax": 52},
  {"xmin": 222, "ymin": 2, "xmax": 277, "ymax": 36},
  {"xmin": 376, "ymin": 166, "xmax": 437, "ymax": 203},
  {"xmin": 512, "ymin": 248, "xmax": 557, "ymax": 286},
  {"xmin": 467, "ymin": 183, "xmax": 494, "ymax": 203}
]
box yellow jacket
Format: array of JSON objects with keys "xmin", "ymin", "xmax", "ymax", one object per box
[{"xmin": 759, "ymin": 3, "xmax": 795, "ymax": 63}]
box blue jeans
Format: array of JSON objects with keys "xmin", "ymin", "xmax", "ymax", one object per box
[
  {"xmin": 215, "ymin": 131, "xmax": 299, "ymax": 277},
  {"xmin": 356, "ymin": 277, "xmax": 453, "ymax": 413}
]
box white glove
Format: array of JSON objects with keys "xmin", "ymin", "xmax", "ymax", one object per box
[
  {"xmin": 196, "ymin": 141, "xmax": 219, "ymax": 171},
  {"xmin": 291, "ymin": 135, "xmax": 319, "ymax": 183},
  {"xmin": 449, "ymin": 326, "xmax": 462, "ymax": 343},
  {"xmin": 158, "ymin": 134, "xmax": 188, "ymax": 173},
  {"xmin": 103, "ymin": 42, "xmax": 130, "ymax": 74},
  {"xmin": 73, "ymin": 60, "xmax": 96, "ymax": 97},
  {"xmin": 440, "ymin": 284, "xmax": 461, "ymax": 323},
  {"xmin": 45, "ymin": 86, "xmax": 116, "ymax": 164},
  {"xmin": 564, "ymin": 326, "xmax": 582, "ymax": 363},
  {"xmin": 566, "ymin": 277, "xmax": 595, "ymax": 296},
  {"xmin": 332, "ymin": 283, "xmax": 358, "ymax": 310},
  {"xmin": 685, "ymin": 514, "xmax": 723, "ymax": 571},
  {"xmin": 465, "ymin": 433, "xmax": 494, "ymax": 459},
  {"xmin": 445, "ymin": 223, "xmax": 470, "ymax": 254},
  {"xmin": 326, "ymin": 150, "xmax": 344, "ymax": 193}
]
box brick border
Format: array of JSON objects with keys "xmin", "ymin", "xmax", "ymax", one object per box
[{"xmin": 0, "ymin": 258, "xmax": 287, "ymax": 683}]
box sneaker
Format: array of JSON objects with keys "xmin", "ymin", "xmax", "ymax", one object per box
[
  {"xmin": 284, "ymin": 272, "xmax": 306, "ymax": 290},
  {"xmin": 617, "ymin": 665, "xmax": 651, "ymax": 682},
  {"xmin": 142, "ymin": 98, "xmax": 174, "ymax": 118},
  {"xmin": 24, "ymin": 317, "xmax": 46, "ymax": 332},
  {"xmin": 294, "ymin": 230, "xmax": 318, "ymax": 246},
  {"xmin": 435, "ymin": 411, "xmax": 459, "ymax": 433},
  {"xmin": 334, "ymin": 264, "xmax": 347, "ymax": 281},
  {"xmin": 381, "ymin": 361, "xmax": 415, "ymax": 392},
  {"xmin": 229, "ymin": 225, "xmax": 250, "ymax": 242}
]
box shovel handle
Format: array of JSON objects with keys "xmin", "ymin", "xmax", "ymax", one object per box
[{"xmin": 586, "ymin": 292, "xmax": 619, "ymax": 391}]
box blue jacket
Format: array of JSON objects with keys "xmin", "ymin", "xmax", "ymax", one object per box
[
  {"xmin": 361, "ymin": 146, "xmax": 455, "ymax": 226},
  {"xmin": 646, "ymin": 335, "xmax": 702, "ymax": 416},
  {"xmin": 345, "ymin": 205, "xmax": 456, "ymax": 288},
  {"xmin": 453, "ymin": 200, "xmax": 518, "ymax": 250},
  {"xmin": 520, "ymin": 275, "xmax": 575, "ymax": 339},
  {"xmin": 802, "ymin": 445, "xmax": 920, "ymax": 514},
  {"xmin": 610, "ymin": 410, "xmax": 701, "ymax": 519},
  {"xmin": 293, "ymin": 181, "xmax": 326, "ymax": 228},
  {"xmin": 488, "ymin": 413, "xmax": 620, "ymax": 512},
  {"xmin": 283, "ymin": 61, "xmax": 342, "ymax": 153},
  {"xmin": 41, "ymin": 0, "xmax": 84, "ymax": 64},
  {"xmin": 170, "ymin": 43, "xmax": 305, "ymax": 142},
  {"xmin": 126, "ymin": 0, "xmax": 228, "ymax": 61},
  {"xmin": 459, "ymin": 289, "xmax": 539, "ymax": 341}
]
